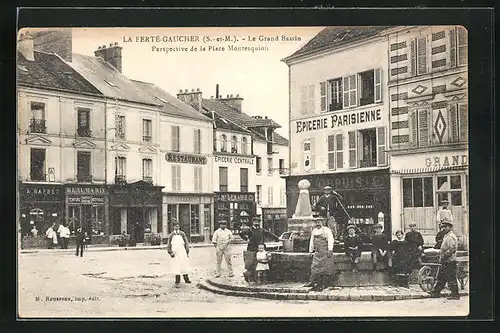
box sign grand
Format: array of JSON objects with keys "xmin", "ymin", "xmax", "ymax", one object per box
[{"xmin": 295, "ymin": 109, "xmax": 382, "ymax": 133}]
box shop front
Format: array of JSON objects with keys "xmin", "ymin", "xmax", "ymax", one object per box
[
  {"xmin": 109, "ymin": 180, "xmax": 163, "ymax": 243},
  {"xmin": 390, "ymin": 150, "xmax": 468, "ymax": 245},
  {"xmin": 285, "ymin": 169, "xmax": 391, "ymax": 238},
  {"xmin": 261, "ymin": 207, "xmax": 288, "ymax": 236},
  {"xmin": 65, "ymin": 185, "xmax": 109, "ymax": 237},
  {"xmin": 19, "ymin": 183, "xmax": 65, "ymax": 237},
  {"xmin": 214, "ymin": 192, "xmax": 256, "ymax": 235},
  {"xmin": 162, "ymin": 193, "xmax": 213, "ymax": 242}
]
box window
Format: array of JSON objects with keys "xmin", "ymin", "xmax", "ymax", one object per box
[
  {"xmin": 279, "ymin": 158, "xmax": 285, "ymax": 174},
  {"xmin": 348, "ymin": 131, "xmax": 357, "ymax": 168},
  {"xmin": 30, "ymin": 148, "xmax": 46, "ymax": 181},
  {"xmin": 410, "ymin": 37, "xmax": 428, "ymax": 76},
  {"xmin": 115, "ymin": 156, "xmax": 126, "ymax": 178},
  {"xmin": 300, "ymin": 84, "xmax": 315, "ymax": 115},
  {"xmin": 231, "ymin": 135, "xmax": 238, "ymax": 154},
  {"xmin": 267, "ymin": 187, "xmax": 274, "ymax": 207},
  {"xmin": 359, "ymin": 70, "xmax": 375, "ymax": 106},
  {"xmin": 116, "ymin": 115, "xmax": 125, "ymax": 139},
  {"xmin": 30, "ymin": 102, "xmax": 46, "ymax": 133},
  {"xmin": 167, "ymin": 204, "xmax": 179, "ymax": 227},
  {"xmin": 437, "ymin": 175, "xmax": 462, "ymax": 206},
  {"xmin": 267, "ymin": 157, "xmax": 273, "ymax": 176},
  {"xmin": 241, "ymin": 137, "xmax": 248, "ymax": 155},
  {"xmin": 359, "ymin": 129, "xmax": 377, "ymax": 168},
  {"xmin": 172, "ymin": 165, "xmax": 181, "ymax": 191},
  {"xmin": 77, "ymin": 108, "xmax": 91, "ymax": 137},
  {"xmin": 204, "ymin": 204, "xmax": 211, "ymax": 233},
  {"xmin": 219, "ymin": 167, "xmax": 228, "ymax": 192},
  {"xmin": 77, "ymin": 151, "xmax": 91, "ymax": 182},
  {"xmin": 194, "ymin": 129, "xmax": 201, "ymax": 154},
  {"xmin": 328, "ymin": 134, "xmax": 344, "ymax": 170},
  {"xmin": 240, "ymin": 168, "xmax": 248, "ymax": 192},
  {"xmin": 171, "ymin": 125, "xmax": 180, "ymax": 152},
  {"xmin": 256, "ymin": 185, "xmax": 262, "ymax": 205},
  {"xmin": 220, "ymin": 134, "xmax": 227, "ymax": 152},
  {"xmin": 449, "ymin": 103, "xmax": 468, "ymax": 143},
  {"xmin": 303, "ymin": 137, "xmax": 315, "ymax": 171},
  {"xmin": 194, "ymin": 166, "xmax": 202, "ymax": 192},
  {"xmin": 190, "ymin": 205, "xmax": 200, "ymax": 235},
  {"xmin": 142, "ymin": 158, "xmax": 152, "ymax": 182},
  {"xmin": 256, "ymin": 156, "xmax": 262, "ymax": 174},
  {"xmin": 403, "ymin": 177, "xmax": 434, "ymax": 208},
  {"xmin": 280, "ymin": 187, "xmax": 286, "ymax": 207},
  {"xmin": 449, "ymin": 27, "xmax": 467, "ymax": 67},
  {"xmin": 142, "ymin": 119, "xmax": 152, "ymax": 142},
  {"xmin": 342, "ymin": 74, "xmax": 357, "ymax": 108},
  {"xmin": 409, "ymin": 109, "xmax": 430, "ymax": 147},
  {"xmin": 329, "ymin": 78, "xmax": 343, "ymax": 111}
]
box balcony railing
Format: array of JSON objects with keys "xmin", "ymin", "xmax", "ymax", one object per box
[
  {"xmin": 219, "ymin": 185, "xmax": 228, "ymax": 192},
  {"xmin": 359, "ymin": 94, "xmax": 375, "ymax": 106},
  {"xmin": 77, "ymin": 127, "xmax": 92, "ymax": 137},
  {"xmin": 240, "ymin": 185, "xmax": 248, "ymax": 193},
  {"xmin": 143, "ymin": 176, "xmax": 153, "ymax": 183},
  {"xmin": 143, "ymin": 135, "xmax": 152, "ymax": 142},
  {"xmin": 30, "ymin": 118, "xmax": 46, "ymax": 134},
  {"xmin": 359, "ymin": 159, "xmax": 377, "ymax": 168},
  {"xmin": 77, "ymin": 174, "xmax": 93, "ymax": 182},
  {"xmin": 30, "ymin": 172, "xmax": 46, "ymax": 181},
  {"xmin": 115, "ymin": 174, "xmax": 126, "ymax": 184}
]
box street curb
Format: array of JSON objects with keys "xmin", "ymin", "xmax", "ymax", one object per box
[
  {"xmin": 20, "ymin": 242, "xmax": 242, "ymax": 254},
  {"xmin": 198, "ymin": 279, "xmax": 469, "ymax": 302}
]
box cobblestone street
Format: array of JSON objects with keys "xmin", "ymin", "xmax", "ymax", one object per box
[{"xmin": 18, "ymin": 244, "xmax": 468, "ymax": 318}]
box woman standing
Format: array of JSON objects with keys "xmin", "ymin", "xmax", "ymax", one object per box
[{"xmin": 166, "ymin": 222, "xmax": 192, "ymax": 287}]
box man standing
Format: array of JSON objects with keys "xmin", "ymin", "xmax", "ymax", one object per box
[
  {"xmin": 430, "ymin": 221, "xmax": 460, "ymax": 300},
  {"xmin": 166, "ymin": 222, "xmax": 192, "ymax": 287},
  {"xmin": 314, "ymin": 186, "xmax": 342, "ymax": 236},
  {"xmin": 45, "ymin": 223, "xmax": 58, "ymax": 249},
  {"xmin": 212, "ymin": 220, "xmax": 234, "ymax": 278},
  {"xmin": 75, "ymin": 227, "xmax": 86, "ymax": 257},
  {"xmin": 436, "ymin": 200, "xmax": 453, "ymax": 225},
  {"xmin": 58, "ymin": 224, "xmax": 70, "ymax": 249},
  {"xmin": 434, "ymin": 223, "xmax": 447, "ymax": 249},
  {"xmin": 240, "ymin": 217, "xmax": 279, "ymax": 281},
  {"xmin": 305, "ymin": 219, "xmax": 336, "ymax": 291},
  {"xmin": 405, "ymin": 222, "xmax": 425, "ymax": 266}
]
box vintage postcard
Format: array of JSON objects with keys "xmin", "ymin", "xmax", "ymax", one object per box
[{"xmin": 17, "ymin": 25, "xmax": 469, "ymax": 318}]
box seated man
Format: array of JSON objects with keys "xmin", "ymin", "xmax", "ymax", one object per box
[
  {"xmin": 370, "ymin": 224, "xmax": 390, "ymax": 271},
  {"xmin": 344, "ymin": 224, "xmax": 363, "ymax": 272}
]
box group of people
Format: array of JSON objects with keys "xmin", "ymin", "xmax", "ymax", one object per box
[{"xmin": 43, "ymin": 223, "xmax": 88, "ymax": 257}]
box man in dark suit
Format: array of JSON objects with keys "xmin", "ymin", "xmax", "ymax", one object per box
[
  {"xmin": 75, "ymin": 227, "xmax": 86, "ymax": 257},
  {"xmin": 314, "ymin": 186, "xmax": 344, "ymax": 237}
]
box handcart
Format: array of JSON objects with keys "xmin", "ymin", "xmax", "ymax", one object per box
[{"xmin": 417, "ymin": 256, "xmax": 469, "ymax": 293}]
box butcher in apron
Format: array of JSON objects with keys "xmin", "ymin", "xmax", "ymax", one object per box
[
  {"xmin": 305, "ymin": 219, "xmax": 337, "ymax": 291},
  {"xmin": 166, "ymin": 222, "xmax": 192, "ymax": 287}
]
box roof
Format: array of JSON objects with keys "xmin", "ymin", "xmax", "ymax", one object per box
[
  {"xmin": 70, "ymin": 53, "xmax": 160, "ymax": 106},
  {"xmin": 201, "ymin": 109, "xmax": 250, "ymax": 134},
  {"xmin": 132, "ymin": 80, "xmax": 212, "ymax": 123},
  {"xmin": 202, "ymin": 98, "xmax": 281, "ymax": 129},
  {"xmin": 17, "ymin": 51, "xmax": 101, "ymax": 96},
  {"xmin": 283, "ymin": 26, "xmax": 391, "ymax": 63},
  {"xmin": 273, "ymin": 132, "xmax": 289, "ymax": 146}
]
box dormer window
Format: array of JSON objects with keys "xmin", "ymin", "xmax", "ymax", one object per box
[
  {"xmin": 220, "ymin": 134, "xmax": 227, "ymax": 152},
  {"xmin": 231, "ymin": 135, "xmax": 238, "ymax": 154}
]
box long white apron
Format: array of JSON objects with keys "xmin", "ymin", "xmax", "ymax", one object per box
[{"xmin": 170, "ymin": 234, "xmax": 191, "ymax": 275}]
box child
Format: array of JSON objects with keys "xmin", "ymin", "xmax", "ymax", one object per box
[
  {"xmin": 370, "ymin": 224, "xmax": 389, "ymax": 271},
  {"xmin": 405, "ymin": 222, "xmax": 425, "ymax": 267},
  {"xmin": 344, "ymin": 225, "xmax": 362, "ymax": 272},
  {"xmin": 389, "ymin": 230, "xmax": 410, "ymax": 287},
  {"xmin": 255, "ymin": 243, "xmax": 271, "ymax": 284}
]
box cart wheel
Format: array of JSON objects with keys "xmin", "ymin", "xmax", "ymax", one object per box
[{"xmin": 418, "ymin": 265, "xmax": 435, "ymax": 293}]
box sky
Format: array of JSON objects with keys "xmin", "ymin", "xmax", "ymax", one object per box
[{"xmin": 70, "ymin": 27, "xmax": 324, "ymax": 138}]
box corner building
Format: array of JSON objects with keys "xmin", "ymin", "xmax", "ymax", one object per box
[
  {"xmin": 386, "ymin": 26, "xmax": 468, "ymax": 245},
  {"xmin": 283, "ymin": 27, "xmax": 392, "ymax": 236}
]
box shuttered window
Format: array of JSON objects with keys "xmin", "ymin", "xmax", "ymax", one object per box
[
  {"xmin": 410, "ymin": 40, "xmax": 417, "ymax": 76},
  {"xmin": 376, "ymin": 127, "xmax": 387, "ymax": 166},
  {"xmin": 309, "ymin": 137, "xmax": 316, "ymax": 170},
  {"xmin": 335, "ymin": 134, "xmax": 344, "ymax": 169},
  {"xmin": 343, "ymin": 74, "xmax": 357, "ymax": 108},
  {"xmin": 172, "ymin": 165, "xmax": 181, "ymax": 191},
  {"xmin": 320, "ymin": 81, "xmax": 327, "ymax": 112},
  {"xmin": 171, "ymin": 125, "xmax": 180, "ymax": 152},
  {"xmin": 374, "ymin": 68, "xmax": 382, "ymax": 102},
  {"xmin": 409, "ymin": 109, "xmax": 430, "ymax": 147},
  {"xmin": 409, "ymin": 110, "xmax": 418, "ymax": 147},
  {"xmin": 458, "ymin": 103, "xmax": 468, "ymax": 142},
  {"xmin": 449, "ymin": 104, "xmax": 459, "ymax": 143},
  {"xmin": 300, "ymin": 85, "xmax": 315, "ymax": 114},
  {"xmin": 348, "ymin": 131, "xmax": 357, "ymax": 168},
  {"xmin": 416, "ymin": 37, "xmax": 428, "ymax": 75},
  {"xmin": 457, "ymin": 27, "xmax": 468, "ymax": 66},
  {"xmin": 194, "ymin": 166, "xmax": 202, "ymax": 192},
  {"xmin": 327, "ymin": 135, "xmax": 335, "ymax": 170},
  {"xmin": 194, "ymin": 129, "xmax": 201, "ymax": 154},
  {"xmin": 300, "ymin": 86, "xmax": 308, "ymax": 115}
]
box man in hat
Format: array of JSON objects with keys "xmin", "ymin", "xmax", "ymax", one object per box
[
  {"xmin": 166, "ymin": 222, "xmax": 192, "ymax": 286},
  {"xmin": 314, "ymin": 186, "xmax": 344, "ymax": 236},
  {"xmin": 211, "ymin": 220, "xmax": 234, "ymax": 278},
  {"xmin": 436, "ymin": 200, "xmax": 453, "ymax": 225},
  {"xmin": 305, "ymin": 218, "xmax": 336, "ymax": 291},
  {"xmin": 370, "ymin": 223, "xmax": 390, "ymax": 271},
  {"xmin": 434, "ymin": 222, "xmax": 447, "ymax": 249},
  {"xmin": 240, "ymin": 217, "xmax": 279, "ymax": 281},
  {"xmin": 344, "ymin": 224, "xmax": 363, "ymax": 271},
  {"xmin": 405, "ymin": 222, "xmax": 425, "ymax": 266},
  {"xmin": 430, "ymin": 221, "xmax": 460, "ymax": 300}
]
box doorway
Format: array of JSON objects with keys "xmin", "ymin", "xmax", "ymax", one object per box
[
  {"xmin": 179, "ymin": 204, "xmax": 191, "ymax": 238},
  {"xmin": 129, "ymin": 207, "xmax": 145, "ymax": 243}
]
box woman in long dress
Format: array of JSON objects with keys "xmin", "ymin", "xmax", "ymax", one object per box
[{"xmin": 166, "ymin": 222, "xmax": 192, "ymax": 287}]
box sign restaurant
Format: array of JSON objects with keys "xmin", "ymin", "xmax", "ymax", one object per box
[
  {"xmin": 295, "ymin": 109, "xmax": 382, "ymax": 133},
  {"xmin": 215, "ymin": 193, "xmax": 255, "ymax": 202},
  {"xmin": 165, "ymin": 152, "xmax": 207, "ymax": 165}
]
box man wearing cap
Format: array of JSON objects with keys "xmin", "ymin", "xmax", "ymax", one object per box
[
  {"xmin": 430, "ymin": 221, "xmax": 460, "ymax": 300},
  {"xmin": 305, "ymin": 218, "xmax": 336, "ymax": 291},
  {"xmin": 436, "ymin": 200, "xmax": 453, "ymax": 226},
  {"xmin": 405, "ymin": 222, "xmax": 425, "ymax": 266},
  {"xmin": 211, "ymin": 220, "xmax": 234, "ymax": 278},
  {"xmin": 314, "ymin": 186, "xmax": 343, "ymax": 236},
  {"xmin": 166, "ymin": 222, "xmax": 192, "ymax": 286},
  {"xmin": 434, "ymin": 223, "xmax": 447, "ymax": 249},
  {"xmin": 240, "ymin": 217, "xmax": 279, "ymax": 282}
]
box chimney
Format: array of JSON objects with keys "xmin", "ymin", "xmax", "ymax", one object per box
[
  {"xmin": 94, "ymin": 42, "xmax": 123, "ymax": 72},
  {"xmin": 177, "ymin": 88, "xmax": 203, "ymax": 112},
  {"xmin": 18, "ymin": 33, "xmax": 35, "ymax": 61},
  {"xmin": 32, "ymin": 29, "xmax": 72, "ymax": 62},
  {"xmin": 221, "ymin": 93, "xmax": 243, "ymax": 112},
  {"xmin": 215, "ymin": 84, "xmax": 219, "ymax": 98}
]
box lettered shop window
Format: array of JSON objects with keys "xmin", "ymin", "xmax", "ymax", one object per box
[{"xmin": 403, "ymin": 177, "xmax": 434, "ymax": 208}]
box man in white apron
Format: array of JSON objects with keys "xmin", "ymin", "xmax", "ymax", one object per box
[
  {"xmin": 305, "ymin": 219, "xmax": 336, "ymax": 291},
  {"xmin": 166, "ymin": 222, "xmax": 192, "ymax": 287}
]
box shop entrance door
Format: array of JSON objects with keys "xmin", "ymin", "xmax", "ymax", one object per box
[
  {"xmin": 179, "ymin": 204, "xmax": 191, "ymax": 238},
  {"xmin": 129, "ymin": 208, "xmax": 144, "ymax": 243}
]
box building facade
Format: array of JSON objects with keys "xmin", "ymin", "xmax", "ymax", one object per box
[
  {"xmin": 386, "ymin": 26, "xmax": 468, "ymax": 244},
  {"xmin": 283, "ymin": 27, "xmax": 392, "ymax": 237}
]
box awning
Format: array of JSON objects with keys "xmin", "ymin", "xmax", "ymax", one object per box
[{"xmin": 390, "ymin": 165, "xmax": 468, "ymax": 175}]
